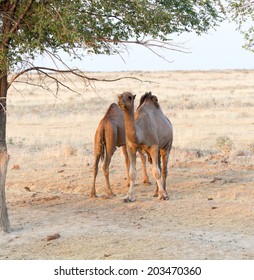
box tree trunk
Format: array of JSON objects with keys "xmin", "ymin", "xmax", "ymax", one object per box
[
  {"xmin": 0, "ymin": 152, "xmax": 10, "ymax": 233},
  {"xmin": 0, "ymin": 74, "xmax": 11, "ymax": 233}
]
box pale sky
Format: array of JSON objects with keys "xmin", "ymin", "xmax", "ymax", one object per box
[{"xmin": 36, "ymin": 21, "xmax": 254, "ymax": 72}]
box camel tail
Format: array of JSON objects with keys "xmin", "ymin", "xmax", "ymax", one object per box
[
  {"xmin": 94, "ymin": 121, "xmax": 107, "ymax": 163},
  {"xmin": 100, "ymin": 130, "xmax": 106, "ymax": 162}
]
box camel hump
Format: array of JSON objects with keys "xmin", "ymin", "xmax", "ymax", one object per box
[
  {"xmin": 138, "ymin": 92, "xmax": 160, "ymax": 109},
  {"xmin": 104, "ymin": 103, "xmax": 122, "ymax": 119}
]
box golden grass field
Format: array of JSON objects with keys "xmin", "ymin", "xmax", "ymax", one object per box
[{"xmin": 1, "ymin": 69, "xmax": 254, "ymax": 259}]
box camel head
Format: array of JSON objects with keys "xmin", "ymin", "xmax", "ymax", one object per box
[
  {"xmin": 118, "ymin": 92, "xmax": 136, "ymax": 111},
  {"xmin": 151, "ymin": 95, "xmax": 160, "ymax": 108}
]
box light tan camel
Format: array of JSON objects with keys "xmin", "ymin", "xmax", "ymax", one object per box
[
  {"xmin": 118, "ymin": 92, "xmax": 173, "ymax": 202},
  {"xmin": 91, "ymin": 103, "xmax": 150, "ymax": 198}
]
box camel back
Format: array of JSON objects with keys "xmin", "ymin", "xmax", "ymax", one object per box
[{"xmin": 103, "ymin": 103, "xmax": 123, "ymax": 120}]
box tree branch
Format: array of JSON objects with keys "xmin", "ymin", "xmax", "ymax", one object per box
[
  {"xmin": 135, "ymin": 39, "xmax": 190, "ymax": 63},
  {"xmin": 3, "ymin": 0, "xmax": 34, "ymax": 46},
  {"xmin": 8, "ymin": 66, "xmax": 155, "ymax": 89},
  {"xmin": 0, "ymin": 97, "xmax": 7, "ymax": 113},
  {"xmin": 8, "ymin": 0, "xmax": 19, "ymax": 14},
  {"xmin": 91, "ymin": 37, "xmax": 190, "ymax": 62}
]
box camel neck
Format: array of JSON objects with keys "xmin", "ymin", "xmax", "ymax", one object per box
[{"xmin": 123, "ymin": 107, "xmax": 138, "ymax": 144}]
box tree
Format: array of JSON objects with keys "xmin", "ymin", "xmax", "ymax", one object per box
[
  {"xmin": 227, "ymin": 1, "xmax": 254, "ymax": 52},
  {"xmin": 0, "ymin": 0, "xmax": 223, "ymax": 233}
]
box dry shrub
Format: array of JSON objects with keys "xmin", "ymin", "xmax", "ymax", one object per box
[
  {"xmin": 216, "ymin": 136, "xmax": 234, "ymax": 155},
  {"xmin": 64, "ymin": 145, "xmax": 77, "ymax": 157},
  {"xmin": 248, "ymin": 143, "xmax": 254, "ymax": 153}
]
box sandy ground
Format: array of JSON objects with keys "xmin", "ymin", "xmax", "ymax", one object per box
[{"xmin": 0, "ymin": 70, "xmax": 254, "ymax": 260}]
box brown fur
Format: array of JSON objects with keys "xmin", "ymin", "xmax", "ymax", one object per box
[
  {"xmin": 118, "ymin": 91, "xmax": 173, "ymax": 202},
  {"xmin": 91, "ymin": 103, "xmax": 150, "ymax": 198}
]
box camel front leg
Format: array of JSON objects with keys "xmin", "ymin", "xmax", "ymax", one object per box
[
  {"xmin": 124, "ymin": 145, "xmax": 136, "ymax": 202},
  {"xmin": 122, "ymin": 145, "xmax": 130, "ymax": 188},
  {"xmin": 150, "ymin": 146, "xmax": 169, "ymax": 201}
]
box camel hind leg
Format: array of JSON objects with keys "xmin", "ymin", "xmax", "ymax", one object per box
[
  {"xmin": 102, "ymin": 152, "xmax": 115, "ymax": 197},
  {"xmin": 138, "ymin": 151, "xmax": 150, "ymax": 185},
  {"xmin": 102, "ymin": 122, "xmax": 117, "ymax": 197},
  {"xmin": 90, "ymin": 153, "xmax": 100, "ymax": 198},
  {"xmin": 122, "ymin": 145, "xmax": 130, "ymax": 187},
  {"xmin": 153, "ymin": 151, "xmax": 161, "ymax": 197},
  {"xmin": 150, "ymin": 146, "xmax": 168, "ymax": 200},
  {"xmin": 160, "ymin": 149, "xmax": 169, "ymax": 192}
]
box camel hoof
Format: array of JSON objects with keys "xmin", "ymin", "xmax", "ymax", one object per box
[
  {"xmin": 158, "ymin": 192, "xmax": 169, "ymax": 201},
  {"xmin": 123, "ymin": 196, "xmax": 136, "ymax": 203},
  {"xmin": 143, "ymin": 180, "xmax": 151, "ymax": 186},
  {"xmin": 107, "ymin": 193, "xmax": 116, "ymax": 198},
  {"xmin": 153, "ymin": 193, "xmax": 158, "ymax": 197},
  {"xmin": 89, "ymin": 190, "xmax": 98, "ymax": 198},
  {"xmin": 101, "ymin": 194, "xmax": 115, "ymax": 200}
]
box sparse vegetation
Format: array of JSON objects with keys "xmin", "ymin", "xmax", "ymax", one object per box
[
  {"xmin": 7, "ymin": 137, "xmax": 25, "ymax": 148},
  {"xmin": 216, "ymin": 136, "xmax": 234, "ymax": 155},
  {"xmin": 64, "ymin": 145, "xmax": 77, "ymax": 157},
  {"xmin": 248, "ymin": 143, "xmax": 254, "ymax": 153}
]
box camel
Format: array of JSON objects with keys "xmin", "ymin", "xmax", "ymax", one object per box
[
  {"xmin": 118, "ymin": 91, "xmax": 173, "ymax": 202},
  {"xmin": 90, "ymin": 103, "xmax": 150, "ymax": 198}
]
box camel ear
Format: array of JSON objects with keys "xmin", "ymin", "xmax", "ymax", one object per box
[{"xmin": 133, "ymin": 95, "xmax": 136, "ymax": 100}]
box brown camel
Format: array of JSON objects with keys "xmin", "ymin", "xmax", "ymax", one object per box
[
  {"xmin": 118, "ymin": 92, "xmax": 173, "ymax": 202},
  {"xmin": 91, "ymin": 103, "xmax": 150, "ymax": 198}
]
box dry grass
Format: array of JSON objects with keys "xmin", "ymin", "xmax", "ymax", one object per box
[
  {"xmin": 7, "ymin": 70, "xmax": 254, "ymax": 155},
  {"xmin": 216, "ymin": 136, "xmax": 234, "ymax": 156}
]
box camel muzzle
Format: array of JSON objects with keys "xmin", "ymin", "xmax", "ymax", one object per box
[{"xmin": 117, "ymin": 97, "xmax": 125, "ymax": 109}]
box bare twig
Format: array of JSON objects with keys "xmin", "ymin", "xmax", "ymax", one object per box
[
  {"xmin": 8, "ymin": 37, "xmax": 178, "ymax": 98},
  {"xmin": 0, "ymin": 97, "xmax": 7, "ymax": 113},
  {"xmin": 9, "ymin": 66, "xmax": 155, "ymax": 88}
]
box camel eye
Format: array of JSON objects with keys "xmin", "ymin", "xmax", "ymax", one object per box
[{"xmin": 128, "ymin": 96, "xmax": 132, "ymax": 100}]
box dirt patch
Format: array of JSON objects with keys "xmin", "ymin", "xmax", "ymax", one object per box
[{"xmin": 1, "ymin": 153, "xmax": 254, "ymax": 260}]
